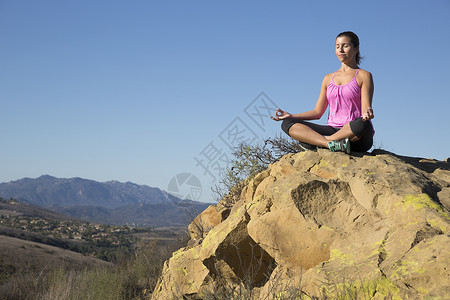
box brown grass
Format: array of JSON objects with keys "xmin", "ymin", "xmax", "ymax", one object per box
[{"xmin": 0, "ymin": 234, "xmax": 187, "ymax": 300}]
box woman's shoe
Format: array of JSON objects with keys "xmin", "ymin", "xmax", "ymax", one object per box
[{"xmin": 327, "ymin": 138, "xmax": 350, "ymax": 154}]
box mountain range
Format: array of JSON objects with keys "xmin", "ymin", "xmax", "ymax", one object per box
[{"xmin": 0, "ymin": 175, "xmax": 212, "ymax": 227}]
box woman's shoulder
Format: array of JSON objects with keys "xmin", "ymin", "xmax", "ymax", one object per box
[
  {"xmin": 322, "ymin": 72, "xmax": 335, "ymax": 86},
  {"xmin": 357, "ymin": 68, "xmax": 373, "ymax": 79},
  {"xmin": 356, "ymin": 68, "xmax": 373, "ymax": 85}
]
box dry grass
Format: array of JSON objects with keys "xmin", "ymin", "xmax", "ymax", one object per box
[{"xmin": 0, "ymin": 236, "xmax": 187, "ymax": 300}]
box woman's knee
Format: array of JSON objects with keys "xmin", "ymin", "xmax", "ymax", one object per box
[
  {"xmin": 281, "ymin": 119, "xmax": 294, "ymax": 135},
  {"xmin": 350, "ymin": 117, "xmax": 371, "ymax": 138},
  {"xmin": 281, "ymin": 119, "xmax": 308, "ymax": 135}
]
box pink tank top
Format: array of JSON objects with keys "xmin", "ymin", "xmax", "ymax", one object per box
[{"xmin": 326, "ymin": 69, "xmax": 362, "ymax": 127}]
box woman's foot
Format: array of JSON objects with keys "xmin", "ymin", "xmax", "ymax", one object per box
[{"xmin": 328, "ymin": 138, "xmax": 351, "ymax": 154}]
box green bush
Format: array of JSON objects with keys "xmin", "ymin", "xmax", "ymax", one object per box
[{"xmin": 212, "ymin": 134, "xmax": 304, "ymax": 206}]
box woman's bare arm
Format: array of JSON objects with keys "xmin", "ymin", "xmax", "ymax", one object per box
[
  {"xmin": 272, "ymin": 74, "xmax": 330, "ymax": 121},
  {"xmin": 359, "ymin": 70, "xmax": 374, "ymax": 121}
]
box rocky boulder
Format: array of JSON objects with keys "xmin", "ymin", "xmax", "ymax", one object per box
[{"xmin": 152, "ymin": 149, "xmax": 450, "ymax": 299}]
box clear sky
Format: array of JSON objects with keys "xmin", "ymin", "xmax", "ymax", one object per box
[{"xmin": 1, "ymin": 0, "xmax": 449, "ymax": 202}]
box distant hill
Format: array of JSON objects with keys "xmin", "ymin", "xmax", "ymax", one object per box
[
  {"xmin": 0, "ymin": 175, "xmax": 176, "ymax": 208},
  {"xmin": 0, "ymin": 176, "xmax": 212, "ymax": 227},
  {"xmin": 57, "ymin": 201, "xmax": 210, "ymax": 227}
]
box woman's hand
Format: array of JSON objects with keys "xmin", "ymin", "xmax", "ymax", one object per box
[
  {"xmin": 362, "ymin": 107, "xmax": 374, "ymax": 121},
  {"xmin": 271, "ymin": 108, "xmax": 293, "ymax": 121}
]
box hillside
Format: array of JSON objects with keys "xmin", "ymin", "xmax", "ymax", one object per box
[
  {"xmin": 0, "ymin": 198, "xmax": 157, "ymax": 260},
  {"xmin": 0, "ymin": 198, "xmax": 77, "ymax": 220},
  {"xmin": 0, "ymin": 176, "xmax": 212, "ymax": 227},
  {"xmin": 0, "ymin": 196, "xmax": 193, "ymax": 296},
  {"xmin": 0, "ymin": 235, "xmax": 111, "ymax": 284}
]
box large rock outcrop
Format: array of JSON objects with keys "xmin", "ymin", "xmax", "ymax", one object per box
[{"xmin": 152, "ymin": 150, "xmax": 450, "ymax": 299}]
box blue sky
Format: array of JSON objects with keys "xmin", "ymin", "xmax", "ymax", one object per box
[{"xmin": 1, "ymin": 0, "xmax": 449, "ymax": 202}]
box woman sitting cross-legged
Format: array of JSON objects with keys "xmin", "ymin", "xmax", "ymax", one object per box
[{"xmin": 272, "ymin": 31, "xmax": 375, "ymax": 154}]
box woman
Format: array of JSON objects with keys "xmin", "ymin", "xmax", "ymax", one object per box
[{"xmin": 272, "ymin": 31, "xmax": 374, "ymax": 154}]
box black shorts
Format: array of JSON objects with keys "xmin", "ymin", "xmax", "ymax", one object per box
[{"xmin": 281, "ymin": 117, "xmax": 374, "ymax": 152}]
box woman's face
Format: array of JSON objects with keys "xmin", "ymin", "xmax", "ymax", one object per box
[{"xmin": 335, "ymin": 36, "xmax": 358, "ymax": 63}]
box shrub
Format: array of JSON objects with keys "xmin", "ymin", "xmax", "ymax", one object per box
[{"xmin": 212, "ymin": 134, "xmax": 304, "ymax": 206}]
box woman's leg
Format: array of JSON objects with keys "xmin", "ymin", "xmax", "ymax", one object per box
[
  {"xmin": 349, "ymin": 118, "xmax": 374, "ymax": 152},
  {"xmin": 324, "ymin": 122, "xmax": 359, "ymax": 142},
  {"xmin": 281, "ymin": 119, "xmax": 338, "ymax": 148},
  {"xmin": 325, "ymin": 118, "xmax": 374, "ymax": 152},
  {"xmin": 324, "ymin": 117, "xmax": 375, "ymax": 142},
  {"xmin": 288, "ymin": 123, "xmax": 329, "ymax": 147}
]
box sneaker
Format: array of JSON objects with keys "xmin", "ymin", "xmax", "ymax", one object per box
[
  {"xmin": 299, "ymin": 142, "xmax": 318, "ymax": 151},
  {"xmin": 328, "ymin": 138, "xmax": 351, "ymax": 154}
]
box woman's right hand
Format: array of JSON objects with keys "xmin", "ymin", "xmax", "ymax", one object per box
[
  {"xmin": 362, "ymin": 107, "xmax": 374, "ymax": 121},
  {"xmin": 271, "ymin": 108, "xmax": 293, "ymax": 121}
]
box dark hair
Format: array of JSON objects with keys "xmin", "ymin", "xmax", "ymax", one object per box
[{"xmin": 336, "ymin": 31, "xmax": 362, "ymax": 65}]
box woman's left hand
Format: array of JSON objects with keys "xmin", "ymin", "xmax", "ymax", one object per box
[
  {"xmin": 271, "ymin": 108, "xmax": 293, "ymax": 121},
  {"xmin": 362, "ymin": 107, "xmax": 374, "ymax": 121}
]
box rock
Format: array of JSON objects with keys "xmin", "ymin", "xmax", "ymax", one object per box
[
  {"xmin": 188, "ymin": 203, "xmax": 230, "ymax": 242},
  {"xmin": 152, "ymin": 150, "xmax": 450, "ymax": 299}
]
